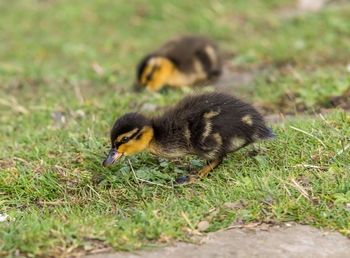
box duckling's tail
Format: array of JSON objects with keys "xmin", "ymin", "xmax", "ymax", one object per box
[{"xmin": 259, "ymin": 127, "xmax": 277, "ymax": 140}]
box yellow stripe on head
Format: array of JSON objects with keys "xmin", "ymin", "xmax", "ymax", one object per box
[
  {"xmin": 116, "ymin": 128, "xmax": 138, "ymax": 143},
  {"xmin": 118, "ymin": 126, "xmax": 154, "ymax": 155}
]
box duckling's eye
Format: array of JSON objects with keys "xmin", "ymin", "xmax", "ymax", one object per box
[
  {"xmin": 146, "ymin": 73, "xmax": 153, "ymax": 81},
  {"xmin": 121, "ymin": 137, "xmax": 130, "ymax": 143}
]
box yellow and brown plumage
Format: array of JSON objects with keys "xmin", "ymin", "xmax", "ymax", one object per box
[
  {"xmin": 102, "ymin": 92, "xmax": 276, "ymax": 185},
  {"xmin": 135, "ymin": 35, "xmax": 222, "ymax": 91}
]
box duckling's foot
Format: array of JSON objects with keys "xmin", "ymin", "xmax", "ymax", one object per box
[
  {"xmin": 173, "ymin": 175, "xmax": 198, "ymax": 188},
  {"xmin": 173, "ymin": 159, "xmax": 222, "ymax": 188},
  {"xmin": 174, "ymin": 176, "xmax": 190, "ymax": 184}
]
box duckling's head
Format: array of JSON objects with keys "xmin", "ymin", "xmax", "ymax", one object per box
[
  {"xmin": 136, "ymin": 55, "xmax": 176, "ymax": 91},
  {"xmin": 102, "ymin": 113, "xmax": 154, "ymax": 167}
]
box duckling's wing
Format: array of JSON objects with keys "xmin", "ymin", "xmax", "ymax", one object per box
[
  {"xmin": 195, "ymin": 46, "xmax": 222, "ymax": 77},
  {"xmin": 157, "ymin": 35, "xmax": 210, "ymax": 56},
  {"xmin": 157, "ymin": 35, "xmax": 219, "ymax": 72}
]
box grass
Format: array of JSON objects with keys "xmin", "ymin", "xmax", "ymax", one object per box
[{"xmin": 0, "ymin": 0, "xmax": 350, "ymax": 256}]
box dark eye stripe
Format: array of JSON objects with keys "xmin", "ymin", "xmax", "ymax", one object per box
[
  {"xmin": 130, "ymin": 128, "xmax": 141, "ymax": 139},
  {"xmin": 145, "ymin": 66, "xmax": 157, "ymax": 82},
  {"xmin": 113, "ymin": 128, "xmax": 142, "ymax": 148}
]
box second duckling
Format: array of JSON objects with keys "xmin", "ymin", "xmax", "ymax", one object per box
[
  {"xmin": 135, "ymin": 35, "xmax": 222, "ymax": 91},
  {"xmin": 103, "ymin": 92, "xmax": 275, "ymax": 185}
]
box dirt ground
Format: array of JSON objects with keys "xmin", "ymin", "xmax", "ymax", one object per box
[{"xmin": 87, "ymin": 224, "xmax": 350, "ymax": 258}]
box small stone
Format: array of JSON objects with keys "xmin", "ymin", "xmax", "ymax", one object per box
[
  {"xmin": 300, "ymin": 176, "xmax": 311, "ymax": 185},
  {"xmin": 264, "ymin": 196, "xmax": 274, "ymax": 205},
  {"xmin": 224, "ymin": 202, "xmax": 244, "ymax": 209},
  {"xmin": 92, "ymin": 61, "xmax": 105, "ymax": 75},
  {"xmin": 140, "ymin": 103, "xmax": 157, "ymax": 112},
  {"xmin": 211, "ymin": 211, "xmax": 218, "ymax": 216},
  {"xmin": 0, "ymin": 214, "xmax": 9, "ymax": 222},
  {"xmin": 259, "ymin": 223, "xmax": 270, "ymax": 231},
  {"xmin": 52, "ymin": 111, "xmax": 66, "ymax": 128},
  {"xmin": 83, "ymin": 245, "xmax": 93, "ymax": 251},
  {"xmin": 197, "ymin": 220, "xmax": 210, "ymax": 231},
  {"xmin": 298, "ymin": 0, "xmax": 326, "ymax": 11},
  {"xmin": 241, "ymin": 199, "xmax": 248, "ymax": 206},
  {"xmin": 346, "ymin": 203, "xmax": 350, "ymax": 211},
  {"xmin": 74, "ymin": 109, "xmax": 85, "ymax": 118}
]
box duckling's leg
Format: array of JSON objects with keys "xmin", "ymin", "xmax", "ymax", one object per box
[
  {"xmin": 174, "ymin": 158, "xmax": 222, "ymax": 186},
  {"xmin": 198, "ymin": 158, "xmax": 222, "ymax": 178}
]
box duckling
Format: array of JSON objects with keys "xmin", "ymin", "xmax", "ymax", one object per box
[
  {"xmin": 102, "ymin": 92, "xmax": 276, "ymax": 185},
  {"xmin": 135, "ymin": 35, "xmax": 222, "ymax": 91}
]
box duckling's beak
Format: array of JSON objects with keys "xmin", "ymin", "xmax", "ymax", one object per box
[{"xmin": 102, "ymin": 148, "xmax": 123, "ymax": 167}]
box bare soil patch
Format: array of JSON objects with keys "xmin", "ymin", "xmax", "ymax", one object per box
[{"xmin": 87, "ymin": 224, "xmax": 350, "ymax": 258}]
